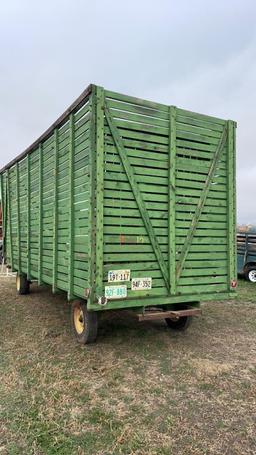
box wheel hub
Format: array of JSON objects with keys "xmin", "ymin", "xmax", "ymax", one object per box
[
  {"xmin": 16, "ymin": 275, "xmax": 20, "ymax": 291},
  {"xmin": 248, "ymin": 270, "xmax": 256, "ymax": 282},
  {"xmin": 73, "ymin": 307, "xmax": 85, "ymax": 334}
]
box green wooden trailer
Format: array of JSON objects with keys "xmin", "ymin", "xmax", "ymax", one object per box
[{"xmin": 0, "ymin": 84, "xmax": 237, "ymax": 343}]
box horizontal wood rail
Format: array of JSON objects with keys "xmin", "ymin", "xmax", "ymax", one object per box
[{"xmin": 137, "ymin": 307, "xmax": 201, "ymax": 322}]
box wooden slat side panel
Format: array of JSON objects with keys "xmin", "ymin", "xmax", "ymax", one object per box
[{"xmin": 3, "ymin": 95, "xmax": 92, "ymax": 299}]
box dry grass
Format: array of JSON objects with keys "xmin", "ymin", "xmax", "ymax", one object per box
[{"xmin": 0, "ymin": 278, "xmax": 255, "ymax": 455}]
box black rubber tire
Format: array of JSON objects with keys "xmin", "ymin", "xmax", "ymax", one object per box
[
  {"xmin": 16, "ymin": 274, "xmax": 30, "ymax": 295},
  {"xmin": 245, "ymin": 267, "xmax": 256, "ymax": 283},
  {"xmin": 164, "ymin": 304, "xmax": 193, "ymax": 331},
  {"xmin": 165, "ymin": 315, "xmax": 192, "ymax": 331},
  {"xmin": 71, "ymin": 300, "xmax": 98, "ymax": 344}
]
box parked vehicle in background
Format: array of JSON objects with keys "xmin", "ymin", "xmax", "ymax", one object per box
[{"xmin": 237, "ymin": 225, "xmax": 256, "ymax": 282}]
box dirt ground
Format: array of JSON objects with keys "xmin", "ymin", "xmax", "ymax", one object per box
[{"xmin": 0, "ymin": 277, "xmax": 255, "ymax": 455}]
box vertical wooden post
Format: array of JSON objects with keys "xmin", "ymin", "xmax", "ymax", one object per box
[
  {"xmin": 0, "ymin": 174, "xmax": 3, "ymax": 229},
  {"xmin": 16, "ymin": 163, "xmax": 21, "ymax": 274},
  {"xmin": 52, "ymin": 128, "xmax": 59, "ymax": 293},
  {"xmin": 7, "ymin": 170, "xmax": 13, "ymax": 269},
  {"xmin": 38, "ymin": 144, "xmax": 43, "ymax": 285},
  {"xmin": 27, "ymin": 154, "xmax": 31, "ymax": 279},
  {"xmin": 95, "ymin": 86, "xmax": 105, "ymax": 299},
  {"xmin": 169, "ymin": 106, "xmax": 176, "ymax": 295},
  {"xmin": 88, "ymin": 86, "xmax": 97, "ymax": 306},
  {"xmin": 68, "ymin": 114, "xmax": 75, "ymax": 300},
  {"xmin": 0, "ymin": 174, "xmax": 4, "ymax": 260},
  {"xmin": 4, "ymin": 177, "xmax": 7, "ymax": 261},
  {"xmin": 233, "ymin": 122, "xmax": 237, "ymax": 273},
  {"xmin": 227, "ymin": 120, "xmax": 236, "ymax": 288}
]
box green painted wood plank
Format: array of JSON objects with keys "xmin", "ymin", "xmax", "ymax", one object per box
[
  {"xmin": 104, "ymin": 207, "xmax": 166, "ymax": 220},
  {"xmin": 107, "ymin": 102, "xmax": 168, "ymax": 127},
  {"xmin": 104, "ymin": 198, "xmax": 167, "ymax": 211},
  {"xmin": 176, "ymin": 182, "xmax": 226, "ymax": 196},
  {"xmin": 105, "ymin": 162, "xmax": 168, "ymax": 178},
  {"xmin": 104, "ymin": 180, "xmax": 168, "ymax": 196},
  {"xmin": 176, "ymin": 170, "xmax": 226, "ymax": 184},
  {"xmin": 108, "ymin": 117, "xmax": 168, "ymax": 137},
  {"xmin": 105, "ymin": 170, "xmax": 168, "ymax": 186},
  {"xmin": 16, "ymin": 163, "xmax": 21, "ymax": 273},
  {"xmin": 106, "ymin": 98, "xmax": 169, "ymax": 120},
  {"xmin": 176, "ymin": 138, "xmax": 220, "ymax": 153},
  {"xmin": 38, "ymin": 143, "xmax": 43, "ymax": 285},
  {"xmin": 27, "ymin": 155, "xmax": 31, "ymax": 279},
  {"xmin": 106, "ymin": 141, "xmax": 168, "ymax": 159},
  {"xmin": 176, "ymin": 122, "xmax": 221, "ymax": 139},
  {"xmin": 176, "ymin": 114, "xmax": 224, "ymax": 132},
  {"xmin": 227, "ymin": 120, "xmax": 236, "ymax": 289},
  {"xmin": 103, "ymin": 244, "xmax": 166, "ymax": 253},
  {"xmin": 94, "ymin": 86, "xmax": 105, "ymax": 299},
  {"xmin": 176, "ymin": 228, "xmax": 227, "ymax": 237},
  {"xmin": 74, "ymin": 102, "xmax": 90, "ymax": 123},
  {"xmin": 176, "ymin": 130, "xmax": 220, "ymax": 145},
  {"xmin": 0, "ymin": 174, "xmax": 6, "ymax": 259},
  {"xmin": 68, "ymin": 113, "xmax": 75, "ymax": 300},
  {"xmin": 176, "ymin": 220, "xmax": 226, "ymax": 230},
  {"xmin": 177, "ymin": 283, "xmax": 228, "ymax": 294},
  {"xmin": 6, "ymin": 170, "xmax": 14, "ymax": 269},
  {"xmin": 105, "ymin": 89, "xmax": 169, "ymax": 113},
  {"xmin": 176, "ymin": 156, "xmax": 226, "ymax": 177},
  {"xmin": 169, "ymin": 105, "xmax": 176, "ymax": 295},
  {"xmin": 52, "ymin": 129, "xmax": 58, "ymax": 293},
  {"xmin": 88, "ymin": 291, "xmax": 233, "ymax": 312},
  {"xmin": 104, "ymin": 147, "xmax": 168, "ymax": 168},
  {"xmin": 176, "ymin": 195, "xmax": 226, "ymax": 207},
  {"xmin": 103, "ymin": 216, "xmax": 167, "ymax": 228},
  {"xmin": 177, "ymin": 107, "xmax": 225, "ymax": 126},
  {"xmin": 105, "ymin": 124, "xmax": 168, "ymax": 146}
]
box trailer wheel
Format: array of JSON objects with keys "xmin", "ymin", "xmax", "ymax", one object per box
[
  {"xmin": 71, "ymin": 300, "xmax": 98, "ymax": 344},
  {"xmin": 16, "ymin": 274, "xmax": 30, "ymax": 295},
  {"xmin": 245, "ymin": 267, "xmax": 256, "ymax": 283},
  {"xmin": 164, "ymin": 304, "xmax": 193, "ymax": 331},
  {"xmin": 165, "ymin": 315, "xmax": 192, "ymax": 331}
]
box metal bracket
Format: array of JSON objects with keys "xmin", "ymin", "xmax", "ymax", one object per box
[
  {"xmin": 84, "ymin": 288, "xmax": 91, "ymax": 299},
  {"xmin": 98, "ymin": 296, "xmax": 108, "ymax": 306}
]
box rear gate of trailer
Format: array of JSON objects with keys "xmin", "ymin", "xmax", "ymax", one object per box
[{"xmin": 96, "ymin": 89, "xmax": 236, "ymax": 311}]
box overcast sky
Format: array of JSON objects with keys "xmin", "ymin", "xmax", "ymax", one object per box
[{"xmin": 0, "ymin": 0, "xmax": 255, "ymax": 224}]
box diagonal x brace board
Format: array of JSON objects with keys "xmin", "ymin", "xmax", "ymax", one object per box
[
  {"xmin": 105, "ymin": 104, "xmax": 169, "ymax": 290},
  {"xmin": 176, "ymin": 124, "xmax": 228, "ymax": 280}
]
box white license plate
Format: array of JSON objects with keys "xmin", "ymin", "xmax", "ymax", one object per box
[
  {"xmin": 108, "ymin": 270, "xmax": 130, "ymax": 283},
  {"xmin": 131, "ymin": 277, "xmax": 152, "ymax": 291},
  {"xmin": 105, "ymin": 285, "xmax": 127, "ymax": 299}
]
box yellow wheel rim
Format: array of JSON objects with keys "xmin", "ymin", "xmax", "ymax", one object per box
[
  {"xmin": 74, "ymin": 306, "xmax": 85, "ymax": 335},
  {"xmin": 16, "ymin": 275, "xmax": 21, "ymax": 292}
]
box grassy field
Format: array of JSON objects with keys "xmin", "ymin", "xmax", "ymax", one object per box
[{"xmin": 0, "ymin": 278, "xmax": 255, "ymax": 455}]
